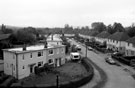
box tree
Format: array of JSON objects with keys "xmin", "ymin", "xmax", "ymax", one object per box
[
  {"xmin": 112, "ymin": 22, "xmax": 125, "ymax": 32},
  {"xmin": 126, "ymin": 26, "xmax": 135, "ymax": 37},
  {"xmin": 91, "ymin": 22, "xmax": 106, "ymax": 32}
]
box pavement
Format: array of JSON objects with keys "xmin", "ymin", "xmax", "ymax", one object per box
[{"xmin": 70, "ymin": 39, "xmax": 135, "ymax": 88}]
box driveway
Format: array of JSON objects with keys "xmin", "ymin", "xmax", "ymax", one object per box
[{"xmin": 71, "ymin": 40, "xmax": 135, "ymax": 88}]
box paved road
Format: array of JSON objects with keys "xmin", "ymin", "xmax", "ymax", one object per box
[{"xmin": 70, "ymin": 39, "xmax": 135, "ymax": 88}]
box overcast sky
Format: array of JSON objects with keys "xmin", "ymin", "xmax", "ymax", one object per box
[{"xmin": 0, "ymin": 0, "xmax": 135, "ymax": 27}]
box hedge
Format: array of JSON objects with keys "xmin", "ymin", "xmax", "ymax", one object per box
[{"xmin": 35, "ymin": 57, "xmax": 94, "ymax": 88}]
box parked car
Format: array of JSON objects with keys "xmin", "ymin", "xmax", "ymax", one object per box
[
  {"xmin": 88, "ymin": 47, "xmax": 93, "ymax": 51},
  {"xmin": 76, "ymin": 45, "xmax": 81, "ymax": 51},
  {"xmin": 105, "ymin": 57, "xmax": 116, "ymax": 65},
  {"xmin": 70, "ymin": 52, "xmax": 81, "ymax": 61}
]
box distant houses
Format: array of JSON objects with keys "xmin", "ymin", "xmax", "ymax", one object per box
[
  {"xmin": 125, "ymin": 37, "xmax": 135, "ymax": 56},
  {"xmin": 78, "ymin": 31, "xmax": 135, "ymax": 56},
  {"xmin": 95, "ymin": 31, "xmax": 110, "ymax": 44},
  {"xmin": 107, "ymin": 32, "xmax": 130, "ymax": 54}
]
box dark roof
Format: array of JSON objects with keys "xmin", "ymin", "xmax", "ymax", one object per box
[
  {"xmin": 126, "ymin": 36, "xmax": 135, "ymax": 45},
  {"xmin": 107, "ymin": 32, "xmax": 130, "ymax": 41},
  {"xmin": 96, "ymin": 31, "xmax": 110, "ymax": 38},
  {"xmin": 89, "ymin": 31, "xmax": 99, "ymax": 36},
  {"xmin": 0, "ymin": 34, "xmax": 11, "ymax": 40}
]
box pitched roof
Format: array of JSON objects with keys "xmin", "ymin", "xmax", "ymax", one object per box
[
  {"xmin": 0, "ymin": 34, "xmax": 11, "ymax": 40},
  {"xmin": 107, "ymin": 32, "xmax": 130, "ymax": 41},
  {"xmin": 89, "ymin": 31, "xmax": 99, "ymax": 36},
  {"xmin": 126, "ymin": 36, "xmax": 135, "ymax": 45},
  {"xmin": 96, "ymin": 31, "xmax": 110, "ymax": 38}
]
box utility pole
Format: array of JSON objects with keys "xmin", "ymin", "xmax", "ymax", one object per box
[
  {"xmin": 56, "ymin": 75, "xmax": 59, "ymax": 88},
  {"xmin": 85, "ymin": 42, "xmax": 87, "ymax": 58}
]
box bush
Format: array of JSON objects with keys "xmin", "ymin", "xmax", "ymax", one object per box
[
  {"xmin": 0, "ymin": 74, "xmax": 9, "ymax": 84},
  {"xmin": 10, "ymin": 83, "xmax": 22, "ymax": 88},
  {"xmin": 0, "ymin": 76, "xmax": 15, "ymax": 87}
]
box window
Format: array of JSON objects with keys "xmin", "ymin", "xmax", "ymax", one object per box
[
  {"xmin": 49, "ymin": 49, "xmax": 53, "ymax": 55},
  {"xmin": 22, "ymin": 54, "xmax": 24, "ymax": 60},
  {"xmin": 38, "ymin": 61, "xmax": 43, "ymax": 67},
  {"xmin": 48, "ymin": 59, "xmax": 53, "ymax": 64},
  {"xmin": 38, "ymin": 51, "xmax": 43, "ymax": 57},
  {"xmin": 30, "ymin": 53, "xmax": 32, "ymax": 58},
  {"xmin": 128, "ymin": 43, "xmax": 130, "ymax": 46},
  {"xmin": 14, "ymin": 65, "xmax": 15, "ymax": 70},
  {"xmin": 22, "ymin": 66, "xmax": 25, "ymax": 69}
]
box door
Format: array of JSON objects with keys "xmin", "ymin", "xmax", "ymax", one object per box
[{"xmin": 30, "ymin": 65, "xmax": 33, "ymax": 73}]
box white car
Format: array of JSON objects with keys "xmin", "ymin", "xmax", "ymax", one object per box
[{"xmin": 70, "ymin": 52, "xmax": 81, "ymax": 61}]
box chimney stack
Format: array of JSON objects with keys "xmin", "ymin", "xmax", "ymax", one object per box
[
  {"xmin": 23, "ymin": 44, "xmax": 26, "ymax": 51},
  {"xmin": 51, "ymin": 34, "xmax": 53, "ymax": 40},
  {"xmin": 44, "ymin": 41, "xmax": 48, "ymax": 48}
]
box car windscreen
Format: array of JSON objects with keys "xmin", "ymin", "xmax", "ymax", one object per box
[{"xmin": 74, "ymin": 55, "xmax": 79, "ymax": 58}]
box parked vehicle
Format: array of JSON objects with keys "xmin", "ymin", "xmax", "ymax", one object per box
[
  {"xmin": 88, "ymin": 47, "xmax": 93, "ymax": 51},
  {"xmin": 70, "ymin": 52, "xmax": 81, "ymax": 61},
  {"xmin": 76, "ymin": 45, "xmax": 81, "ymax": 51},
  {"xmin": 105, "ymin": 57, "xmax": 116, "ymax": 65}
]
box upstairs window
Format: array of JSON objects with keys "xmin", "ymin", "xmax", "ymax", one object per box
[
  {"xmin": 38, "ymin": 51, "xmax": 43, "ymax": 57},
  {"xmin": 30, "ymin": 53, "xmax": 32, "ymax": 58},
  {"xmin": 49, "ymin": 49, "xmax": 53, "ymax": 55},
  {"xmin": 61, "ymin": 48, "xmax": 64, "ymax": 53},
  {"xmin": 38, "ymin": 61, "xmax": 43, "ymax": 67},
  {"xmin": 22, "ymin": 54, "xmax": 24, "ymax": 60},
  {"xmin": 48, "ymin": 59, "xmax": 53, "ymax": 64}
]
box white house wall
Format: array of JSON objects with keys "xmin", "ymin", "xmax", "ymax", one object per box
[
  {"xmin": 4, "ymin": 51, "xmax": 17, "ymax": 78},
  {"xmin": 17, "ymin": 50, "xmax": 47, "ymax": 79}
]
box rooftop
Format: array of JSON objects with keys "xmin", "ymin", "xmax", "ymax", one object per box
[
  {"xmin": 107, "ymin": 32, "xmax": 130, "ymax": 41},
  {"xmin": 3, "ymin": 44, "xmax": 65, "ymax": 53},
  {"xmin": 96, "ymin": 31, "xmax": 110, "ymax": 38},
  {"xmin": 126, "ymin": 36, "xmax": 135, "ymax": 45}
]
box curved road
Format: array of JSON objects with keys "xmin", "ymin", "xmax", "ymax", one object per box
[{"xmin": 70, "ymin": 39, "xmax": 135, "ymax": 88}]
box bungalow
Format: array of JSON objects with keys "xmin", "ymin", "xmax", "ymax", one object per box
[
  {"xmin": 95, "ymin": 31, "xmax": 110, "ymax": 44},
  {"xmin": 3, "ymin": 44, "xmax": 65, "ymax": 79},
  {"xmin": 107, "ymin": 32, "xmax": 130, "ymax": 53},
  {"xmin": 125, "ymin": 36, "xmax": 135, "ymax": 56}
]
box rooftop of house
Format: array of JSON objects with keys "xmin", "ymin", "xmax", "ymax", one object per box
[
  {"xmin": 96, "ymin": 31, "xmax": 110, "ymax": 38},
  {"xmin": 0, "ymin": 33, "xmax": 11, "ymax": 40},
  {"xmin": 126, "ymin": 36, "xmax": 135, "ymax": 45},
  {"xmin": 107, "ymin": 32, "xmax": 130, "ymax": 41},
  {"xmin": 3, "ymin": 44, "xmax": 65, "ymax": 53}
]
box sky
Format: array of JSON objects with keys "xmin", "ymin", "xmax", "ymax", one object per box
[{"xmin": 0, "ymin": 0, "xmax": 135, "ymax": 28}]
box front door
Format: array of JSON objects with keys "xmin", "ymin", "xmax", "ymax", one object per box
[{"xmin": 30, "ymin": 66, "xmax": 33, "ymax": 73}]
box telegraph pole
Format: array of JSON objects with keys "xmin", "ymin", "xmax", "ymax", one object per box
[
  {"xmin": 85, "ymin": 42, "xmax": 87, "ymax": 58},
  {"xmin": 56, "ymin": 75, "xmax": 59, "ymax": 88}
]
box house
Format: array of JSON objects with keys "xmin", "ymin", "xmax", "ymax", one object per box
[
  {"xmin": 107, "ymin": 32, "xmax": 130, "ymax": 53},
  {"xmin": 95, "ymin": 31, "xmax": 110, "ymax": 44},
  {"xmin": 125, "ymin": 36, "xmax": 135, "ymax": 56},
  {"xmin": 3, "ymin": 44, "xmax": 65, "ymax": 79}
]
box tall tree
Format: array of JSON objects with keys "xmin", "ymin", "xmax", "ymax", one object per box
[
  {"xmin": 91, "ymin": 22, "xmax": 106, "ymax": 32},
  {"xmin": 112, "ymin": 22, "xmax": 125, "ymax": 32}
]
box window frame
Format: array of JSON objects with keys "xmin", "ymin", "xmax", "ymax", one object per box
[
  {"xmin": 48, "ymin": 49, "xmax": 54, "ymax": 55},
  {"xmin": 38, "ymin": 51, "xmax": 43, "ymax": 57},
  {"xmin": 48, "ymin": 59, "xmax": 53, "ymax": 64}
]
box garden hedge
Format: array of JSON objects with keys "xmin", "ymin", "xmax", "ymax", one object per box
[{"xmin": 35, "ymin": 57, "xmax": 94, "ymax": 88}]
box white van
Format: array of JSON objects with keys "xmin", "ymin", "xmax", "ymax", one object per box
[{"xmin": 70, "ymin": 52, "xmax": 81, "ymax": 61}]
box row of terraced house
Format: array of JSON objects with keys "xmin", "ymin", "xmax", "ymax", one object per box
[
  {"xmin": 2, "ymin": 34, "xmax": 66, "ymax": 79},
  {"xmin": 79, "ymin": 31, "xmax": 135, "ymax": 56}
]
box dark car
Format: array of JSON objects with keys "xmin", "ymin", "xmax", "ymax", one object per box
[{"xmin": 105, "ymin": 57, "xmax": 116, "ymax": 65}]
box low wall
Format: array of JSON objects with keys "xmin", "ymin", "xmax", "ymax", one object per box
[{"xmin": 35, "ymin": 58, "xmax": 94, "ymax": 88}]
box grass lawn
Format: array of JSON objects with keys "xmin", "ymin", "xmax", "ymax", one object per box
[{"xmin": 19, "ymin": 62, "xmax": 88, "ymax": 87}]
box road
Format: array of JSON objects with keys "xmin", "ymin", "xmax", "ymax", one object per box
[{"xmin": 70, "ymin": 39, "xmax": 135, "ymax": 88}]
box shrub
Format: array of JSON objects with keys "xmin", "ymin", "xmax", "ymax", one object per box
[{"xmin": 0, "ymin": 76, "xmax": 15, "ymax": 87}]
